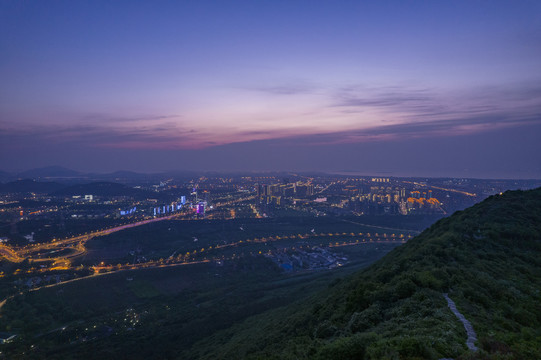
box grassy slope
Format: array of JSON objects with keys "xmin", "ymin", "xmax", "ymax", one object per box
[
  {"xmin": 0, "ymin": 250, "xmax": 389, "ymax": 359},
  {"xmin": 190, "ymin": 188, "xmax": 541, "ymax": 360}
]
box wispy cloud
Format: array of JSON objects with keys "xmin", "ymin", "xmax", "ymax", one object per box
[
  {"xmin": 334, "ymin": 85, "xmax": 435, "ymax": 108},
  {"xmin": 272, "ymin": 111, "xmax": 541, "ymax": 147},
  {"xmin": 1, "ymin": 121, "xmax": 210, "ymax": 150},
  {"xmin": 2, "ymin": 82, "xmax": 540, "ymax": 151},
  {"xmin": 330, "ymin": 82, "xmax": 541, "ymax": 127},
  {"xmin": 78, "ymin": 113, "xmax": 181, "ymax": 123}
]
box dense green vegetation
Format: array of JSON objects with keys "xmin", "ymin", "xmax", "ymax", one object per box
[
  {"xmin": 0, "ymin": 256, "xmax": 381, "ymax": 359},
  {"xmin": 1, "ymin": 188, "xmax": 540, "ymax": 359},
  {"xmin": 0, "ymin": 216, "xmax": 402, "ymax": 359},
  {"xmin": 189, "ymin": 188, "xmax": 541, "ymax": 359},
  {"xmin": 80, "ymin": 216, "xmax": 416, "ymax": 266}
]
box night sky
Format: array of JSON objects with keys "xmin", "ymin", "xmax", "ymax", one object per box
[{"xmin": 1, "ymin": 1, "xmax": 540, "ymax": 178}]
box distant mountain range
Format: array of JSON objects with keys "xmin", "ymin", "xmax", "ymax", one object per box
[
  {"xmin": 0, "ymin": 166, "xmax": 290, "ymax": 185},
  {"xmin": 0, "ymin": 179, "xmax": 161, "ymax": 200},
  {"xmin": 0, "ymin": 166, "xmax": 161, "ymax": 183},
  {"xmin": 3, "ymin": 166, "xmax": 540, "ymax": 184},
  {"xmin": 16, "ymin": 166, "xmax": 83, "ymax": 179},
  {"xmin": 0, "ymin": 166, "xmax": 189, "ymax": 198},
  {"xmin": 50, "ymin": 181, "xmax": 156, "ymax": 198},
  {"xmin": 0, "ymin": 166, "xmax": 211, "ymax": 184},
  {"xmin": 0, "ymin": 170, "xmax": 15, "ymax": 183},
  {"xmin": 0, "ymin": 179, "xmax": 66, "ymax": 194}
]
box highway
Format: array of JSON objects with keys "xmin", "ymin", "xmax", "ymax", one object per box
[
  {"xmin": 0, "ymin": 212, "xmax": 190, "ymax": 265},
  {"xmin": 19, "ymin": 212, "xmax": 188, "ymax": 255},
  {"xmin": 0, "ymin": 244, "xmax": 23, "ymax": 262},
  {"xmin": 89, "ymin": 231, "xmax": 412, "ymax": 274},
  {"xmin": 0, "ymin": 194, "xmax": 260, "ymax": 265},
  {"xmin": 401, "ymin": 181, "xmax": 477, "ymax": 197},
  {"xmin": 341, "ymin": 219, "xmax": 421, "ymax": 234},
  {"xmin": 32, "ymin": 233, "xmax": 409, "ymax": 289},
  {"xmin": 0, "ymin": 226, "xmax": 413, "ymax": 312}
]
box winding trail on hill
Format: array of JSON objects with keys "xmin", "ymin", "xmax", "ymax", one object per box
[{"xmin": 443, "ymin": 293, "xmax": 478, "ymax": 351}]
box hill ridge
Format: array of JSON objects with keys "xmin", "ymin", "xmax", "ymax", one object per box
[{"xmin": 190, "ymin": 188, "xmax": 541, "ymax": 360}]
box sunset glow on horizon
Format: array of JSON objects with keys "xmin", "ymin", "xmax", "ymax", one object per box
[{"xmin": 1, "ymin": 1, "xmax": 541, "ymax": 177}]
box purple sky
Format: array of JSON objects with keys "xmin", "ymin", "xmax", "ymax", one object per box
[{"xmin": 1, "ymin": 1, "xmax": 540, "ymax": 178}]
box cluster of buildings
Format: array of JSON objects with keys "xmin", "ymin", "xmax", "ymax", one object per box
[
  {"xmin": 123, "ymin": 194, "xmax": 210, "ymax": 218},
  {"xmin": 349, "ymin": 186, "xmax": 442, "ymax": 215},
  {"xmin": 266, "ymin": 246, "xmax": 347, "ymax": 271},
  {"xmin": 406, "ymin": 190, "xmax": 441, "ymax": 213},
  {"xmin": 151, "ymin": 196, "xmax": 186, "ymax": 216},
  {"xmin": 257, "ymin": 181, "xmax": 314, "ymax": 205},
  {"xmin": 119, "ymin": 206, "xmax": 137, "ymax": 216}
]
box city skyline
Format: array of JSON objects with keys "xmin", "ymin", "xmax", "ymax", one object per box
[{"xmin": 1, "ymin": 1, "xmax": 541, "ymax": 178}]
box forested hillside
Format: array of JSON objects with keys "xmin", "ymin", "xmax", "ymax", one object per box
[{"xmin": 190, "ymin": 188, "xmax": 541, "ymax": 360}]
